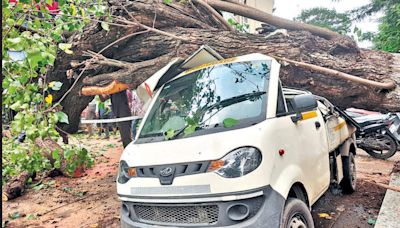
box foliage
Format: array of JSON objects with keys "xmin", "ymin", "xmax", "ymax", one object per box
[
  {"xmin": 332, "ymin": 0, "xmax": 400, "ymax": 52},
  {"xmin": 372, "ymin": 3, "xmax": 400, "ymax": 52},
  {"xmin": 2, "ymin": 137, "xmax": 51, "ymax": 185},
  {"xmin": 295, "ymin": 7, "xmax": 351, "ymax": 35},
  {"xmin": 227, "ymin": 18, "xmax": 249, "ymax": 32},
  {"xmin": 2, "ymin": 0, "xmax": 106, "ymax": 185},
  {"xmin": 297, "ymin": 1, "xmax": 400, "ymax": 52},
  {"xmin": 348, "ymin": 0, "xmax": 394, "ymax": 21},
  {"xmin": 349, "ymin": 0, "xmax": 400, "ymax": 52},
  {"xmin": 223, "ymin": 118, "xmax": 238, "ymax": 128},
  {"xmin": 53, "ymin": 146, "xmax": 94, "ymax": 176}
]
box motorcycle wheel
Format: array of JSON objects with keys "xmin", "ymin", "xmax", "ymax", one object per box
[{"xmin": 362, "ymin": 134, "xmax": 397, "ymax": 159}]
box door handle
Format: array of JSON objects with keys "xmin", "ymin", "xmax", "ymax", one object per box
[{"xmin": 315, "ymin": 121, "xmax": 321, "ymax": 129}]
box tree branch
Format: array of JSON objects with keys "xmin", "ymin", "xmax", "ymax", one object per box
[
  {"xmin": 272, "ymin": 55, "xmax": 397, "ymax": 90},
  {"xmin": 81, "ymin": 53, "xmax": 173, "ymax": 87},
  {"xmin": 115, "ymin": 1, "xmax": 189, "ymax": 41},
  {"xmin": 192, "ymin": 0, "xmax": 234, "ymax": 31},
  {"xmin": 210, "ymin": 0, "xmax": 340, "ymax": 39},
  {"xmin": 98, "ymin": 29, "xmax": 150, "ymax": 54}
]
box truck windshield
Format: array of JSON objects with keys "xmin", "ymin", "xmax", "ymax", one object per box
[{"xmin": 138, "ymin": 60, "xmax": 271, "ymax": 141}]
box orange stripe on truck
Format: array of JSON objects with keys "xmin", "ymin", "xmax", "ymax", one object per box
[
  {"xmin": 334, "ymin": 121, "xmax": 346, "ymax": 131},
  {"xmin": 301, "ymin": 111, "xmax": 317, "ymax": 121}
]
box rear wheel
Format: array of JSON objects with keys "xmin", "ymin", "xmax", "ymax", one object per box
[
  {"xmin": 282, "ymin": 198, "xmax": 314, "ymax": 228},
  {"xmin": 362, "ymin": 133, "xmax": 397, "ymax": 159},
  {"xmin": 340, "ymin": 153, "xmax": 356, "ymax": 194}
]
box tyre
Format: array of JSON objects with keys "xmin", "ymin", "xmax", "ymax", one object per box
[
  {"xmin": 361, "ymin": 133, "xmax": 397, "ymax": 160},
  {"xmin": 340, "ymin": 153, "xmax": 356, "ymax": 194},
  {"xmin": 281, "ymin": 198, "xmax": 314, "ymax": 228}
]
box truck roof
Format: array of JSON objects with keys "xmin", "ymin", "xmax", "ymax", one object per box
[{"xmin": 179, "ymin": 53, "xmax": 278, "ymax": 77}]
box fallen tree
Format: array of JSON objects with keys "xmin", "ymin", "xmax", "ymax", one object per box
[
  {"xmin": 45, "ymin": 0, "xmax": 400, "ymax": 134},
  {"xmin": 2, "ymin": 137, "xmax": 82, "ymax": 201}
]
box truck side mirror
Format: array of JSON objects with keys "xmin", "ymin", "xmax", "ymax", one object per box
[{"xmin": 291, "ymin": 94, "xmax": 318, "ymax": 123}]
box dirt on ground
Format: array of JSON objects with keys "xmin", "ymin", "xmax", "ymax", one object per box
[
  {"xmin": 2, "ymin": 135, "xmax": 399, "ymax": 228},
  {"xmin": 312, "ymin": 150, "xmax": 399, "ymax": 228},
  {"xmin": 2, "ymin": 134, "xmax": 123, "ymax": 228}
]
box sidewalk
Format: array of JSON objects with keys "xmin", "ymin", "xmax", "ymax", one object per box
[{"xmin": 375, "ymin": 172, "xmax": 400, "ymax": 228}]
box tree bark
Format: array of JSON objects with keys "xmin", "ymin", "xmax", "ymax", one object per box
[
  {"xmin": 46, "ymin": 0, "xmax": 399, "ymax": 134},
  {"xmin": 34, "ymin": 137, "xmax": 69, "ymax": 176},
  {"xmin": 209, "ymin": 0, "xmax": 340, "ymax": 39},
  {"xmin": 2, "ymin": 171, "xmax": 32, "ymax": 201}
]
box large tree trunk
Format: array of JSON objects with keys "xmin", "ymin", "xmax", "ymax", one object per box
[{"xmin": 46, "ymin": 0, "xmax": 399, "ymax": 134}]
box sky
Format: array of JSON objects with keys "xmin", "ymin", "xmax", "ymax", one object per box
[{"xmin": 273, "ymin": 0, "xmax": 381, "ymax": 48}]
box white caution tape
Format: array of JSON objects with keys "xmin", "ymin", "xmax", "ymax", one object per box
[{"xmin": 81, "ymin": 116, "xmax": 141, "ymax": 124}]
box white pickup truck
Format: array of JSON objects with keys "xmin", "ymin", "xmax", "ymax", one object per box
[{"xmin": 117, "ymin": 49, "xmax": 357, "ymax": 228}]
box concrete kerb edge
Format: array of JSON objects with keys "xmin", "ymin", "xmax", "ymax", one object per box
[{"xmin": 374, "ymin": 172, "xmax": 400, "ymax": 228}]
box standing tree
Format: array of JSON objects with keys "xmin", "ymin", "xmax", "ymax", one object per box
[
  {"xmin": 295, "ymin": 7, "xmax": 351, "ymax": 35},
  {"xmin": 370, "ymin": 2, "xmax": 400, "ymax": 52},
  {"xmin": 349, "ymin": 0, "xmax": 399, "ymax": 52}
]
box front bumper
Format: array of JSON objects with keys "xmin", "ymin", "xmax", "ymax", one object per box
[{"xmin": 120, "ymin": 186, "xmax": 284, "ymax": 228}]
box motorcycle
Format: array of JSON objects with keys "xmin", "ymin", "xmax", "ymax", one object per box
[{"xmin": 344, "ymin": 108, "xmax": 399, "ymax": 159}]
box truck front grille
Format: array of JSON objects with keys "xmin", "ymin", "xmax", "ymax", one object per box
[{"xmin": 133, "ymin": 204, "xmax": 219, "ymax": 225}]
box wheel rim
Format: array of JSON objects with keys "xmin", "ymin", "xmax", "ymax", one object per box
[
  {"xmin": 363, "ymin": 134, "xmax": 395, "ymax": 153},
  {"xmin": 288, "ymin": 213, "xmax": 307, "ymax": 228}
]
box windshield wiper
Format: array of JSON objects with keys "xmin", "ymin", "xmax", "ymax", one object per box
[
  {"xmin": 201, "ymin": 91, "xmax": 266, "ymax": 113},
  {"xmin": 168, "ymin": 91, "xmax": 266, "ymax": 140}
]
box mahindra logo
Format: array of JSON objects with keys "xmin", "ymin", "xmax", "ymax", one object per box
[{"xmin": 159, "ymin": 167, "xmax": 174, "ymax": 177}]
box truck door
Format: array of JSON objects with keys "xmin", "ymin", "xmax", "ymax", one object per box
[{"xmin": 276, "ymin": 86, "xmax": 330, "ymax": 203}]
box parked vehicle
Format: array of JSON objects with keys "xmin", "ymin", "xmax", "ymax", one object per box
[
  {"xmin": 344, "ymin": 109, "xmax": 399, "ymax": 159},
  {"xmin": 117, "ymin": 48, "xmax": 357, "ymax": 228}
]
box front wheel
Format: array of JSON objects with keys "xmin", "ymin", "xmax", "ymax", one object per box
[
  {"xmin": 340, "ymin": 153, "xmax": 356, "ymax": 194},
  {"xmin": 281, "ymin": 198, "xmax": 314, "ymax": 228}
]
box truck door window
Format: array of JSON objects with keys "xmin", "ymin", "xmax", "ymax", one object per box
[
  {"xmin": 285, "ymin": 98, "xmax": 295, "ymax": 113},
  {"xmin": 276, "ymin": 82, "xmax": 287, "ymax": 115}
]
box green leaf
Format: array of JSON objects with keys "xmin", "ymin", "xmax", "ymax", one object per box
[
  {"xmin": 52, "ymin": 149, "xmax": 60, "ymax": 160},
  {"xmin": 33, "ymin": 184, "xmax": 44, "ymax": 191},
  {"xmin": 100, "ymin": 22, "xmax": 110, "ymax": 31},
  {"xmin": 367, "ymin": 219, "xmax": 376, "ymax": 225},
  {"xmin": 54, "ymin": 160, "xmax": 61, "ymax": 169},
  {"xmin": 55, "ymin": 111, "xmax": 69, "ymax": 124},
  {"xmin": 183, "ymin": 124, "xmax": 198, "ymax": 137},
  {"xmin": 7, "ymin": 37, "xmax": 22, "ymax": 45},
  {"xmin": 49, "ymin": 81, "xmax": 63, "ymax": 90},
  {"xmin": 164, "ymin": 129, "xmax": 175, "ymax": 140},
  {"xmin": 223, "ymin": 118, "xmax": 239, "ymax": 128},
  {"xmin": 58, "ymin": 0, "xmax": 66, "ymax": 6},
  {"xmin": 26, "ymin": 214, "xmax": 36, "ymax": 220},
  {"xmin": 8, "ymin": 212, "xmax": 20, "ymax": 220},
  {"xmin": 9, "ymin": 101, "xmax": 22, "ymax": 111},
  {"xmin": 26, "ymin": 48, "xmax": 42, "ymax": 69},
  {"xmin": 163, "ymin": 0, "xmax": 173, "ymax": 4},
  {"xmin": 58, "ymin": 43, "xmax": 73, "ymax": 54}
]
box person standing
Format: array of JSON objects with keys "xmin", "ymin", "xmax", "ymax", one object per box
[
  {"xmin": 110, "ymin": 91, "xmax": 132, "ymax": 148},
  {"xmin": 86, "ymin": 101, "xmax": 96, "ymax": 137},
  {"xmin": 96, "ymin": 95, "xmax": 110, "ymax": 139}
]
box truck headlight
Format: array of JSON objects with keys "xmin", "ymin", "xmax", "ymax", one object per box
[
  {"xmin": 208, "ymin": 147, "xmax": 262, "ymax": 178},
  {"xmin": 118, "ymin": 160, "xmax": 137, "ymax": 184}
]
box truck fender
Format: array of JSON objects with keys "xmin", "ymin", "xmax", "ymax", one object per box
[
  {"xmin": 270, "ymin": 165, "xmax": 310, "ymax": 207},
  {"xmin": 339, "ymin": 136, "xmax": 356, "ymax": 157}
]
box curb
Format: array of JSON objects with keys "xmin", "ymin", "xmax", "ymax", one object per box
[{"xmin": 375, "ymin": 172, "xmax": 400, "ymax": 228}]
